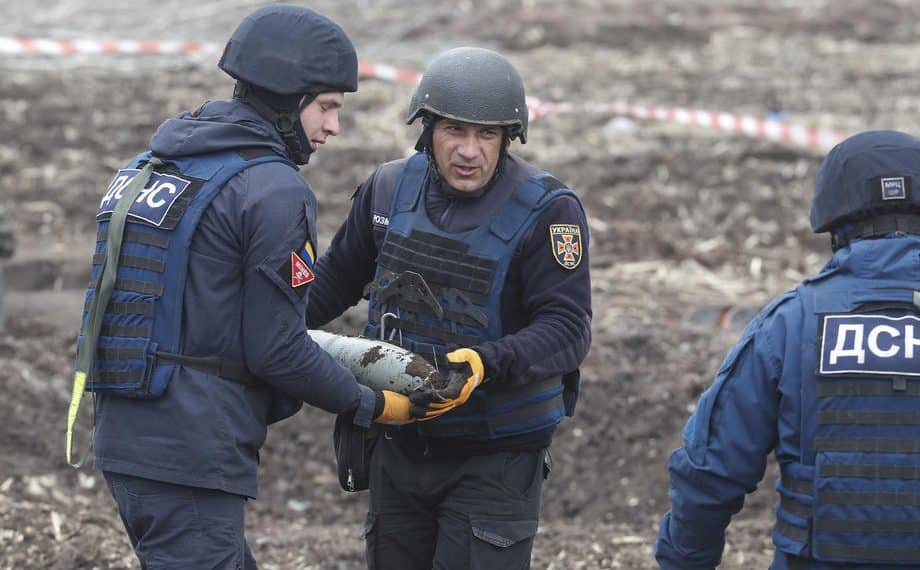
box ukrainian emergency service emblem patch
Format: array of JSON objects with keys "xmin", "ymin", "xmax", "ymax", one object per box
[
  {"xmin": 291, "ymin": 251, "xmax": 315, "ymax": 287},
  {"xmin": 550, "ymin": 224, "xmax": 583, "ymax": 269}
]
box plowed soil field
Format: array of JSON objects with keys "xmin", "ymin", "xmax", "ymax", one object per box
[{"xmin": 3, "ymin": 1, "xmax": 920, "ymax": 568}]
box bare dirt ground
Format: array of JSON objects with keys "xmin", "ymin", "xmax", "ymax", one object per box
[{"xmin": 4, "ymin": 1, "xmax": 920, "ymax": 568}]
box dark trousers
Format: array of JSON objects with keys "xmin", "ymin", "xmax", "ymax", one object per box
[
  {"xmin": 364, "ymin": 432, "xmax": 546, "ymax": 570},
  {"xmin": 104, "ymin": 471, "xmax": 257, "ymax": 570}
]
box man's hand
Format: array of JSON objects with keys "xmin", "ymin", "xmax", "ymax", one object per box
[
  {"xmin": 409, "ymin": 348, "xmax": 484, "ymax": 420},
  {"xmin": 373, "ymin": 390, "xmax": 415, "ymax": 425}
]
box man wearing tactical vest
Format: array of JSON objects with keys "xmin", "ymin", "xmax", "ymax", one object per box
[
  {"xmin": 68, "ymin": 5, "xmax": 450, "ymax": 568},
  {"xmin": 656, "ymin": 130, "xmax": 920, "ymax": 569},
  {"xmin": 307, "ymin": 47, "xmax": 593, "ymax": 569}
]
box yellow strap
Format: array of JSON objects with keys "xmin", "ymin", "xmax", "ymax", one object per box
[
  {"xmin": 304, "ymin": 240, "xmax": 316, "ymax": 264},
  {"xmin": 65, "ymin": 371, "xmax": 92, "ymax": 467}
]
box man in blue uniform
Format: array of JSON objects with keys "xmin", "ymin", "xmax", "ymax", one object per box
[
  {"xmin": 68, "ymin": 5, "xmax": 444, "ymax": 568},
  {"xmin": 307, "ymin": 47, "xmax": 592, "ymax": 569},
  {"xmin": 656, "ymin": 130, "xmax": 920, "ymax": 569}
]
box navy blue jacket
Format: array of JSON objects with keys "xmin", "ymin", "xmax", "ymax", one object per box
[
  {"xmin": 307, "ymin": 154, "xmax": 592, "ymax": 452},
  {"xmin": 656, "ymin": 235, "xmax": 920, "ymax": 569},
  {"xmin": 93, "ymin": 100, "xmax": 376, "ymax": 498}
]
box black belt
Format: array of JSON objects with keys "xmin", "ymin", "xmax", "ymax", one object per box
[{"xmin": 156, "ymin": 351, "xmax": 259, "ymax": 387}]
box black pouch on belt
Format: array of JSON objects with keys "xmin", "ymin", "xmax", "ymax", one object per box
[{"xmin": 333, "ymin": 411, "xmax": 379, "ymax": 492}]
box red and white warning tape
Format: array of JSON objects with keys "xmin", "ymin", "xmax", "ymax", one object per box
[
  {"xmin": 527, "ymin": 98, "xmax": 847, "ymax": 153},
  {"xmin": 0, "ymin": 36, "xmax": 222, "ymax": 56},
  {"xmin": 357, "ymin": 60, "xmax": 421, "ymax": 86},
  {"xmin": 0, "ymin": 36, "xmax": 847, "ymax": 153}
]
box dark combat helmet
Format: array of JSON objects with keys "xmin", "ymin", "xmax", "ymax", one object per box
[
  {"xmin": 810, "ymin": 130, "xmax": 920, "ymax": 249},
  {"xmin": 407, "ymin": 47, "xmax": 528, "ymax": 145},
  {"xmin": 218, "ymin": 4, "xmax": 358, "ymax": 164}
]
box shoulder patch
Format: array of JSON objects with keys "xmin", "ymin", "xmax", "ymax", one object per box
[
  {"xmin": 291, "ymin": 251, "xmax": 315, "ymax": 288},
  {"xmin": 550, "ymin": 223, "xmax": 583, "ymax": 269}
]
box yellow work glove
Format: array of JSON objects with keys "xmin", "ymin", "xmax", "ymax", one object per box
[
  {"xmin": 373, "ymin": 390, "xmax": 415, "ymax": 425},
  {"xmin": 410, "ymin": 348, "xmax": 484, "ymax": 420}
]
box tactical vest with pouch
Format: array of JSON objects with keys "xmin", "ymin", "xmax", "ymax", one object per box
[
  {"xmin": 364, "ymin": 153, "xmax": 582, "ymax": 440},
  {"xmin": 77, "ymin": 149, "xmax": 290, "ymax": 399},
  {"xmin": 776, "ymin": 273, "xmax": 920, "ymax": 565}
]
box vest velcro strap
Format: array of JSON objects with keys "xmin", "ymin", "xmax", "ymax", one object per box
[
  {"xmin": 420, "ymin": 415, "xmax": 486, "ymax": 435},
  {"xmin": 488, "ymin": 376, "xmax": 563, "ymax": 408},
  {"xmin": 156, "ymin": 351, "xmax": 259, "ymax": 387},
  {"xmin": 89, "ymin": 278, "xmax": 164, "ymax": 297},
  {"xmin": 780, "ymin": 466, "xmax": 813, "ymax": 495},
  {"xmin": 819, "ymin": 410, "xmax": 920, "ymax": 425},
  {"xmin": 819, "ymin": 517, "xmax": 920, "ymax": 533},
  {"xmin": 122, "ymin": 254, "xmax": 165, "ymax": 273},
  {"xmin": 490, "ymin": 392, "xmax": 563, "ymax": 430},
  {"xmin": 98, "ymin": 229, "xmax": 171, "ymax": 249},
  {"xmin": 113, "ymin": 278, "xmax": 164, "ymax": 296},
  {"xmin": 436, "ymin": 287, "xmax": 489, "ymax": 326},
  {"xmin": 818, "ymin": 379, "xmax": 920, "ymax": 398},
  {"xmin": 379, "ymin": 245, "xmax": 494, "ymax": 296},
  {"xmin": 815, "ymin": 437, "xmax": 920, "ymax": 453},
  {"xmin": 821, "ymin": 490, "xmax": 920, "ymax": 506},
  {"xmin": 91, "ymin": 369, "xmax": 144, "ymax": 384},
  {"xmin": 381, "ymin": 316, "xmax": 479, "ymax": 347},
  {"xmin": 98, "ymin": 347, "xmax": 144, "ymax": 360},
  {"xmin": 783, "ymin": 477, "xmax": 814, "ymax": 495},
  {"xmin": 100, "ymin": 324, "xmax": 151, "ymax": 338},
  {"xmin": 375, "ymin": 298, "xmax": 488, "ymax": 328},
  {"xmin": 423, "ymin": 388, "xmax": 564, "ymax": 436},
  {"xmin": 84, "ymin": 299, "xmax": 154, "ymax": 316},
  {"xmin": 785, "ymin": 557, "xmax": 815, "ymax": 570},
  {"xmin": 397, "ymin": 230, "xmax": 470, "ymax": 254},
  {"xmin": 109, "ymin": 301, "xmax": 154, "ymax": 316},
  {"xmin": 816, "ymin": 543, "xmax": 920, "ymax": 563},
  {"xmin": 780, "ymin": 494, "xmax": 812, "ymax": 518},
  {"xmin": 92, "ymin": 253, "xmax": 165, "ymax": 273},
  {"xmin": 820, "ymin": 462, "xmax": 920, "ymax": 479},
  {"xmin": 775, "ymin": 518, "xmax": 809, "ymax": 543}
]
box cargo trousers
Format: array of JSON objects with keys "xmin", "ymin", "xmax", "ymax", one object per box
[
  {"xmin": 364, "ymin": 431, "xmax": 546, "ymax": 570},
  {"xmin": 104, "ymin": 472, "xmax": 256, "ymax": 569}
]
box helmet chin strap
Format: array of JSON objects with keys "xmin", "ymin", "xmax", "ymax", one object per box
[{"xmin": 233, "ymin": 81, "xmax": 314, "ymax": 165}]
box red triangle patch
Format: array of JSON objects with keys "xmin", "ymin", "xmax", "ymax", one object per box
[{"xmin": 291, "ymin": 251, "xmax": 315, "ymax": 287}]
